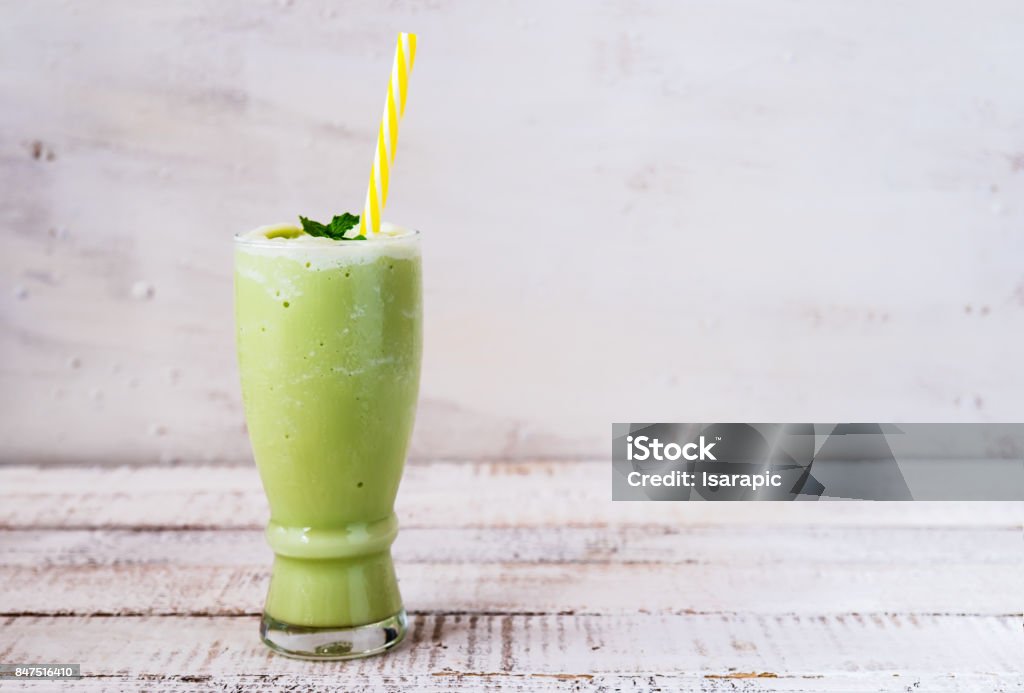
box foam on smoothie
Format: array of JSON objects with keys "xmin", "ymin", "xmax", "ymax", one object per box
[{"xmin": 237, "ymin": 222, "xmax": 419, "ymax": 271}]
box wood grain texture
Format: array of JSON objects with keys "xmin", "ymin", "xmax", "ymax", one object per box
[
  {"xmin": 0, "ymin": 677, "xmax": 1010, "ymax": 693},
  {"xmin": 3, "ymin": 562, "xmax": 1019, "ymax": 618},
  {"xmin": 2, "ymin": 461, "xmax": 1022, "ymax": 529},
  {"xmin": 1, "ymin": 530, "xmax": 1018, "ymax": 617},
  {"xmin": 0, "ymin": 676, "xmax": 1014, "ymax": 693},
  {"xmin": 2, "ymin": 1, "xmax": 1024, "ymax": 464},
  {"xmin": 0, "ymin": 615, "xmax": 1019, "ymax": 691},
  {"xmin": 3, "ymin": 526, "xmax": 1019, "ymax": 568},
  {"xmin": 0, "ymin": 463, "xmax": 1020, "ymax": 690}
]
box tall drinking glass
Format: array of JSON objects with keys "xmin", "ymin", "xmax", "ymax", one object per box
[{"xmin": 234, "ymin": 223, "xmax": 422, "ymax": 659}]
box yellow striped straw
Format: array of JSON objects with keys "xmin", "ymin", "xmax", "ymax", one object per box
[{"xmin": 359, "ymin": 32, "xmax": 417, "ymax": 237}]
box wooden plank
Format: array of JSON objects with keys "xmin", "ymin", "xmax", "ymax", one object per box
[
  {"xmin": 3, "ymin": 526, "xmax": 1017, "ymax": 618},
  {"xmin": 0, "ymin": 615, "xmax": 1018, "ymax": 691},
  {"xmin": 0, "ymin": 675, "xmax": 1012, "ymax": 693},
  {"xmin": 1, "ymin": 526, "xmax": 1018, "ymax": 569},
  {"xmin": 1, "ymin": 463, "xmax": 1021, "ymax": 529},
  {"xmin": 0, "ymin": 559, "xmax": 1017, "ymax": 617}
]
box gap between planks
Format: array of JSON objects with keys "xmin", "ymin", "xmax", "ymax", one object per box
[
  {"xmin": 2, "ymin": 527, "xmax": 1019, "ymax": 567},
  {"xmin": 0, "ymin": 456, "xmax": 593, "ymax": 469}
]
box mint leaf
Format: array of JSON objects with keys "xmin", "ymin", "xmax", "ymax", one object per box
[
  {"xmin": 299, "ymin": 213, "xmax": 362, "ymax": 240},
  {"xmin": 298, "ymin": 216, "xmax": 330, "ymax": 237},
  {"xmin": 329, "ymin": 213, "xmax": 360, "ymax": 237}
]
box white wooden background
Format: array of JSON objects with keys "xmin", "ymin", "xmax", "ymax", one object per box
[{"xmin": 1, "ymin": 1, "xmax": 1023, "ymax": 463}]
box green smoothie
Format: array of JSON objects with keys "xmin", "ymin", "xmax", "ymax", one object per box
[{"xmin": 234, "ymin": 222, "xmax": 421, "ymax": 633}]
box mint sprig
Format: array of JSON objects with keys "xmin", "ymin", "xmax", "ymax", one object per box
[{"xmin": 298, "ymin": 213, "xmax": 366, "ymax": 240}]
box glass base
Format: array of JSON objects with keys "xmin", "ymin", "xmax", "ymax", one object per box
[{"xmin": 260, "ymin": 609, "xmax": 408, "ymax": 660}]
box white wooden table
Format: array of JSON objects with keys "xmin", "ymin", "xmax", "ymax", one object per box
[{"xmin": 0, "ymin": 460, "xmax": 1020, "ymax": 691}]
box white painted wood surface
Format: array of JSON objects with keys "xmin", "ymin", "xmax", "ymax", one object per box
[
  {"xmin": 0, "ymin": 462, "xmax": 1020, "ymax": 690},
  {"xmin": 1, "ymin": 616, "xmax": 1018, "ymax": 691},
  {"xmin": 3, "ymin": 539, "xmax": 1018, "ymax": 617},
  {"xmin": 2, "ymin": 1, "xmax": 1024, "ymax": 463},
  {"xmin": 1, "ymin": 461, "xmax": 1022, "ymax": 529}
]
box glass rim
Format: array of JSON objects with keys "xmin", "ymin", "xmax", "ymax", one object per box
[{"xmin": 233, "ymin": 225, "xmax": 420, "ymax": 249}]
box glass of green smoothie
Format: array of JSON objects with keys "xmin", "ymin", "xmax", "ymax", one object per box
[{"xmin": 234, "ymin": 221, "xmax": 422, "ymax": 659}]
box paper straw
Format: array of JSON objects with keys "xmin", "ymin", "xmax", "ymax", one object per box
[{"xmin": 359, "ymin": 32, "xmax": 417, "ymax": 237}]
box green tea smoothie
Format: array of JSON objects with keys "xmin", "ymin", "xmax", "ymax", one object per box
[{"xmin": 235, "ymin": 222, "xmax": 421, "ymax": 633}]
